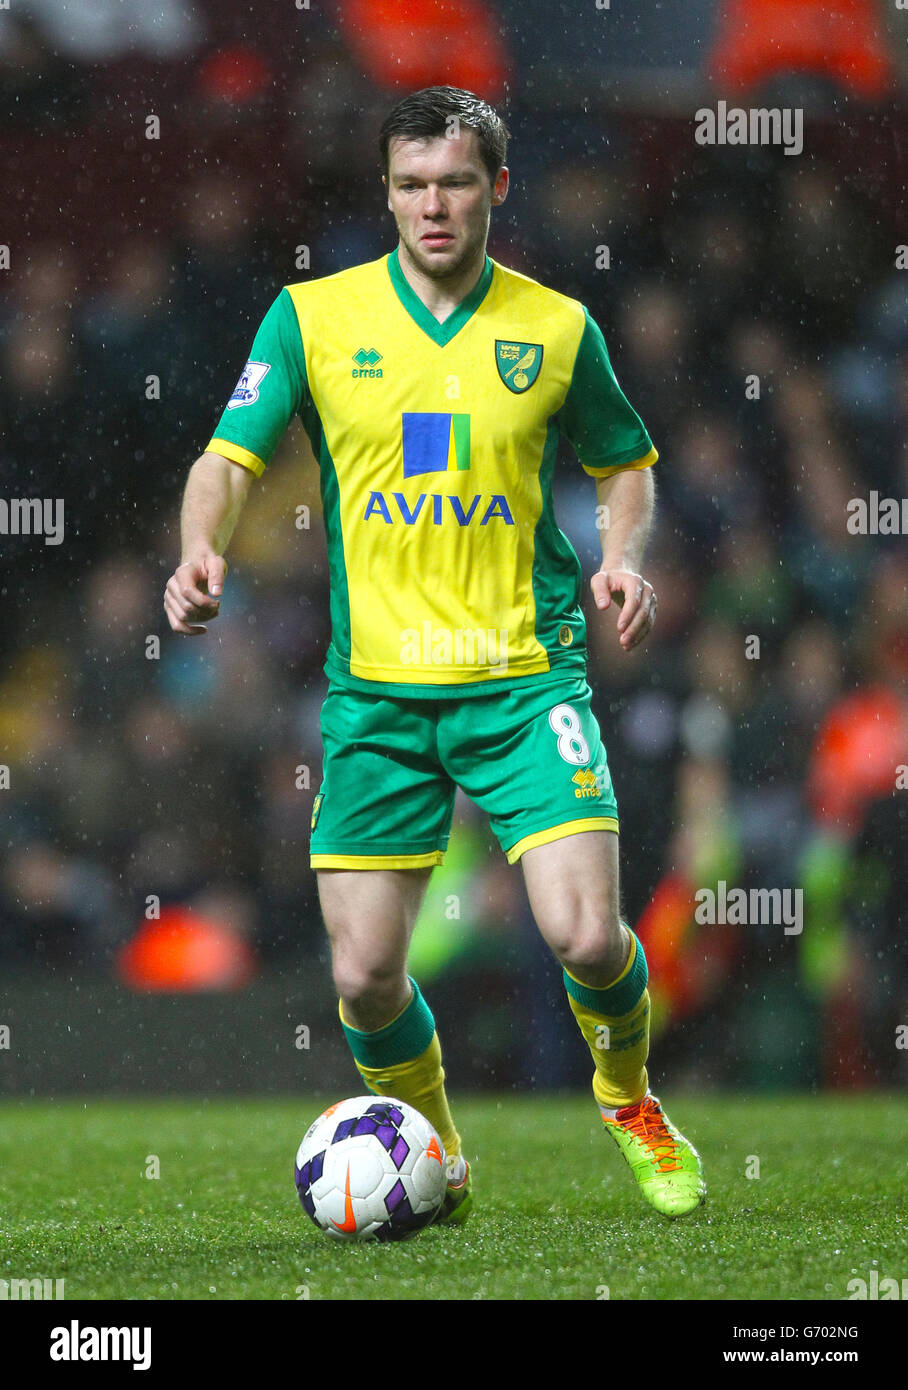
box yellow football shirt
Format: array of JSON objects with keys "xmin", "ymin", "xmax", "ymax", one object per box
[{"xmin": 207, "ymin": 249, "xmax": 656, "ymax": 696}]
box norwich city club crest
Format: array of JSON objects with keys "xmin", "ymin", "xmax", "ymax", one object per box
[{"xmin": 495, "ymin": 340, "xmax": 543, "ymax": 393}]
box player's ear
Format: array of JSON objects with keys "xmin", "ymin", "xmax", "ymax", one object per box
[
  {"xmin": 382, "ymin": 173, "xmax": 392, "ymax": 212},
  {"xmin": 491, "ymin": 166, "xmax": 509, "ymax": 207}
]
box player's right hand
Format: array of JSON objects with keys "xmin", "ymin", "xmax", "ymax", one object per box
[{"xmin": 163, "ymin": 554, "xmax": 228, "ymax": 636}]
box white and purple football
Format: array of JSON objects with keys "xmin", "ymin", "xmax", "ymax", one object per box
[{"xmin": 294, "ymin": 1096, "xmax": 447, "ymax": 1241}]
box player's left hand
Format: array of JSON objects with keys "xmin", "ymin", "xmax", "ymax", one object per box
[{"xmin": 591, "ymin": 568, "xmax": 657, "ymax": 651}]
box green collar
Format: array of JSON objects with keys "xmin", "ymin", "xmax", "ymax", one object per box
[{"xmin": 387, "ymin": 246, "xmax": 494, "ymax": 346}]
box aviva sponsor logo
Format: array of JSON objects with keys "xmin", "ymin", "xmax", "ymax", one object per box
[
  {"xmin": 402, "ymin": 412, "xmax": 470, "ymax": 476},
  {"xmin": 363, "ymin": 410, "xmax": 513, "ymax": 526},
  {"xmin": 363, "ymin": 492, "xmax": 513, "ymax": 526}
]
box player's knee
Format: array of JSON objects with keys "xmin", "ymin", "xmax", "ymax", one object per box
[
  {"xmin": 332, "ymin": 955, "xmax": 406, "ymax": 1016},
  {"xmin": 552, "ymin": 915, "xmax": 625, "ymax": 981}
]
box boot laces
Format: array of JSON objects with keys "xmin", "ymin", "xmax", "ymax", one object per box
[{"xmin": 615, "ymin": 1097, "xmax": 681, "ymax": 1173}]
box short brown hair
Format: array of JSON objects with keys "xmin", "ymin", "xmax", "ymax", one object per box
[{"xmin": 379, "ymin": 86, "xmax": 509, "ymax": 185}]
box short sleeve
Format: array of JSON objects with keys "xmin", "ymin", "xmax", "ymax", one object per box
[
  {"xmin": 206, "ymin": 288, "xmax": 308, "ymax": 477},
  {"xmin": 557, "ymin": 306, "xmax": 657, "ymax": 478}
]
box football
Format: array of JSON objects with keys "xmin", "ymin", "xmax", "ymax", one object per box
[{"xmin": 294, "ymin": 1096, "xmax": 448, "ymax": 1241}]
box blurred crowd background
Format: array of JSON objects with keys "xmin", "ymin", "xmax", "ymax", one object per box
[{"xmin": 1, "ymin": 0, "xmax": 906, "ymax": 1094}]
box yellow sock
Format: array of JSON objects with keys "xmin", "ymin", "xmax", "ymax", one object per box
[
  {"xmin": 563, "ymin": 930, "xmax": 650, "ymax": 1110},
  {"xmin": 353, "ymin": 1033, "xmax": 461, "ymax": 1159},
  {"xmin": 339, "ymin": 979, "xmax": 461, "ymax": 1158}
]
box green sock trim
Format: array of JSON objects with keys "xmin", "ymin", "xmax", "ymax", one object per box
[
  {"xmin": 562, "ymin": 929, "xmax": 649, "ymax": 1016},
  {"xmin": 341, "ymin": 977, "xmax": 436, "ymax": 1070}
]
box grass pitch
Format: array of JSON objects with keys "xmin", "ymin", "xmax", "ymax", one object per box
[{"xmin": 0, "ymin": 1094, "xmax": 902, "ymax": 1301}]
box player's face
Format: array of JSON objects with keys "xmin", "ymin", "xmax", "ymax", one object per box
[{"xmin": 385, "ymin": 130, "xmax": 508, "ymax": 281}]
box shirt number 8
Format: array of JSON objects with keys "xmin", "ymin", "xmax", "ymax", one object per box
[{"xmin": 548, "ymin": 703, "xmax": 590, "ymax": 766}]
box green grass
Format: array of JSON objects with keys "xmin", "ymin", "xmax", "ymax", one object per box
[{"xmin": 0, "ymin": 1095, "xmax": 903, "ymax": 1300}]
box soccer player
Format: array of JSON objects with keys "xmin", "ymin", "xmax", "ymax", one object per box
[{"xmin": 164, "ymin": 87, "xmax": 705, "ymax": 1222}]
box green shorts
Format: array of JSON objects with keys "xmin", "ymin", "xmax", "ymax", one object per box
[{"xmin": 309, "ymin": 674, "xmax": 619, "ymax": 869}]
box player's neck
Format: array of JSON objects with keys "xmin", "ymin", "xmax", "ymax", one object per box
[{"xmin": 396, "ymin": 242, "xmax": 488, "ymax": 324}]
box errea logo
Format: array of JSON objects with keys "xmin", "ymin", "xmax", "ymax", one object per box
[
  {"xmin": 572, "ymin": 768, "xmax": 600, "ymax": 799},
  {"xmin": 352, "ymin": 348, "xmax": 383, "ymax": 379}
]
